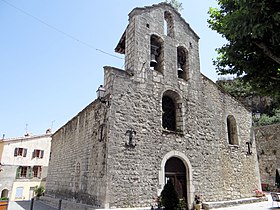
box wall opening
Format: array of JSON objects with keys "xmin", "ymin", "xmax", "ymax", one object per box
[
  {"xmin": 150, "ymin": 34, "xmax": 164, "ymax": 73},
  {"xmin": 162, "ymin": 90, "xmax": 183, "ymax": 132},
  {"xmin": 162, "ymin": 95, "xmax": 176, "ymax": 131},
  {"xmin": 1, "ymin": 189, "xmax": 8, "ymax": 198},
  {"xmin": 159, "ymin": 151, "xmax": 193, "ymax": 210},
  {"xmin": 165, "ymin": 157, "xmax": 187, "ymax": 201},
  {"xmin": 177, "ymin": 46, "xmax": 189, "ymax": 80},
  {"xmin": 227, "ymin": 115, "xmax": 238, "ymax": 145},
  {"xmin": 164, "ymin": 11, "xmax": 174, "ymax": 38}
]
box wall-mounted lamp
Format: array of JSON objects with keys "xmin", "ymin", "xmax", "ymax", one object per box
[
  {"xmin": 254, "ymin": 111, "xmax": 261, "ymax": 119},
  {"xmin": 96, "ymin": 85, "xmax": 106, "ymax": 99},
  {"xmin": 125, "ymin": 128, "xmax": 136, "ymax": 148},
  {"xmin": 96, "ymin": 85, "xmax": 110, "ymax": 106},
  {"xmin": 246, "ymin": 141, "xmax": 252, "ymax": 155}
]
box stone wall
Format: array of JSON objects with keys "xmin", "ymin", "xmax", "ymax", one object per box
[
  {"xmin": 255, "ymin": 123, "xmax": 280, "ymax": 190},
  {"xmin": 103, "ymin": 66, "xmax": 260, "ymax": 209},
  {"xmin": 45, "ymin": 101, "xmax": 108, "ymax": 208}
]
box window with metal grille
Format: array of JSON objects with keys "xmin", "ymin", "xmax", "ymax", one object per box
[{"xmin": 162, "ymin": 95, "xmax": 176, "ymax": 131}]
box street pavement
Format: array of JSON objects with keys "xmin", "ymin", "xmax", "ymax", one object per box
[
  {"xmin": 8, "ymin": 200, "xmax": 57, "ymax": 210},
  {"xmin": 211, "ymin": 194, "xmax": 279, "ymax": 210},
  {"xmin": 6, "ymin": 194, "xmax": 280, "ymax": 210}
]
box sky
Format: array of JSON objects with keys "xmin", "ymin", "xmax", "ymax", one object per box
[{"xmin": 0, "ymin": 0, "xmax": 226, "ymax": 138}]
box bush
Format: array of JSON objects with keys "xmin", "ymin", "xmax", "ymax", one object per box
[
  {"xmin": 0, "ymin": 197, "xmax": 8, "ymax": 200},
  {"xmin": 160, "ymin": 180, "xmax": 179, "ymax": 210},
  {"xmin": 34, "ymin": 185, "xmax": 45, "ymax": 198},
  {"xmin": 254, "ymin": 108, "xmax": 280, "ymax": 126}
]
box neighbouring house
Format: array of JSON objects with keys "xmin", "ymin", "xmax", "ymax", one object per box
[
  {"xmin": 45, "ymin": 3, "xmax": 261, "ymax": 210},
  {"xmin": 0, "ymin": 130, "xmax": 51, "ymax": 201}
]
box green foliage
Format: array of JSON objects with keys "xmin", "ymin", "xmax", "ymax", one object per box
[
  {"xmin": 34, "ymin": 185, "xmax": 45, "ymax": 197},
  {"xmin": 217, "ymin": 77, "xmax": 253, "ymax": 97},
  {"xmin": 165, "ymin": 0, "xmax": 183, "ymax": 12},
  {"xmin": 177, "ymin": 198, "xmax": 187, "ymax": 209},
  {"xmin": 254, "ymin": 108, "xmax": 280, "ymax": 126},
  {"xmin": 208, "ymin": 0, "xmax": 280, "ymax": 97},
  {"xmin": 0, "ymin": 197, "xmax": 9, "ymax": 200},
  {"xmin": 160, "ymin": 180, "xmax": 179, "ymax": 210}
]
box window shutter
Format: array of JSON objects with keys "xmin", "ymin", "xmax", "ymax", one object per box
[
  {"xmin": 38, "ymin": 166, "xmax": 42, "ymax": 178},
  {"xmin": 40, "ymin": 150, "xmax": 44, "ymax": 158},
  {"xmin": 23, "ymin": 149, "xmax": 27, "ymax": 157},
  {"xmin": 14, "ymin": 148, "xmax": 18, "ymax": 157},
  {"xmin": 16, "ymin": 167, "xmax": 21, "ymax": 178},
  {"xmin": 28, "ymin": 167, "xmax": 33, "ymax": 178}
]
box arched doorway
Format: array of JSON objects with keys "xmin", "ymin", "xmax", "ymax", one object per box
[
  {"xmin": 165, "ymin": 157, "xmax": 187, "ymax": 205},
  {"xmin": 159, "ymin": 151, "xmax": 193, "ymax": 210},
  {"xmin": 1, "ymin": 189, "xmax": 8, "ymax": 198}
]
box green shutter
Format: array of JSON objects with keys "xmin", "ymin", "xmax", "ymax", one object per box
[
  {"xmin": 16, "ymin": 167, "xmax": 21, "ymax": 178},
  {"xmin": 28, "ymin": 167, "xmax": 33, "ymax": 179},
  {"xmin": 23, "ymin": 149, "xmax": 27, "ymax": 157},
  {"xmin": 14, "ymin": 148, "xmax": 18, "ymax": 157}
]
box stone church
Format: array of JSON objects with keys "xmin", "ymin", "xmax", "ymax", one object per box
[{"xmin": 45, "ymin": 3, "xmax": 261, "ymax": 210}]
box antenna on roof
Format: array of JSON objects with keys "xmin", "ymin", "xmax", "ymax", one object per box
[
  {"xmin": 51, "ymin": 120, "xmax": 55, "ymax": 131},
  {"xmin": 24, "ymin": 123, "xmax": 30, "ymax": 137}
]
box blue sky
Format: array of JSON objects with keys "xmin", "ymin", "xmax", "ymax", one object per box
[{"xmin": 0, "ymin": 0, "xmax": 225, "ymax": 138}]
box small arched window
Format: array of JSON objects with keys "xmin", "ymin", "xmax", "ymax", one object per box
[
  {"xmin": 177, "ymin": 46, "xmax": 189, "ymax": 80},
  {"xmin": 162, "ymin": 90, "xmax": 183, "ymax": 132},
  {"xmin": 227, "ymin": 115, "xmax": 238, "ymax": 145},
  {"xmin": 150, "ymin": 35, "xmax": 164, "ymax": 72},
  {"xmin": 164, "ymin": 11, "xmax": 174, "ymax": 38},
  {"xmin": 162, "ymin": 95, "xmax": 176, "ymax": 131}
]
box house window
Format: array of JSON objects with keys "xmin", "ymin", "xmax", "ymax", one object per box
[
  {"xmin": 177, "ymin": 46, "xmax": 189, "ymax": 80},
  {"xmin": 164, "ymin": 11, "xmax": 174, "ymax": 38},
  {"xmin": 162, "ymin": 96, "xmax": 176, "ymax": 131},
  {"xmin": 15, "ymin": 187, "xmax": 24, "ymax": 199},
  {"xmin": 227, "ymin": 115, "xmax": 238, "ymax": 145},
  {"xmin": 32, "ymin": 149, "xmax": 44, "ymax": 159},
  {"xmin": 33, "ymin": 166, "xmax": 42, "ymax": 178},
  {"xmin": 14, "ymin": 148, "xmax": 27, "ymax": 157},
  {"xmin": 16, "ymin": 166, "xmax": 32, "ymax": 178},
  {"xmin": 150, "ymin": 34, "xmax": 164, "ymax": 72}
]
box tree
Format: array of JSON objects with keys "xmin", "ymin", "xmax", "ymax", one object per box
[
  {"xmin": 208, "ymin": 0, "xmax": 280, "ymax": 97},
  {"xmin": 165, "ymin": 0, "xmax": 183, "ymax": 12},
  {"xmin": 160, "ymin": 180, "xmax": 179, "ymax": 210}
]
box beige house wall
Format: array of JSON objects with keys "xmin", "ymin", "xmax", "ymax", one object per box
[{"xmin": 0, "ymin": 133, "xmax": 51, "ymax": 201}]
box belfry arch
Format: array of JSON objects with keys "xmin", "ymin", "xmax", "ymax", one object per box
[{"xmin": 158, "ymin": 151, "xmax": 194, "ymax": 210}]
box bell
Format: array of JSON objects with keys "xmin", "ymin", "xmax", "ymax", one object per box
[
  {"xmin": 177, "ymin": 63, "xmax": 183, "ymax": 72},
  {"xmin": 150, "ymin": 54, "xmax": 157, "ymax": 67}
]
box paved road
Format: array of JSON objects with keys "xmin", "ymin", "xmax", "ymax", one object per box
[
  {"xmin": 6, "ymin": 195, "xmax": 280, "ymax": 210},
  {"xmin": 8, "ymin": 200, "xmax": 57, "ymax": 210}
]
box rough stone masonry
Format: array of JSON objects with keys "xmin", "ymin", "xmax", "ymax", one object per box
[{"xmin": 45, "ymin": 3, "xmax": 261, "ymax": 210}]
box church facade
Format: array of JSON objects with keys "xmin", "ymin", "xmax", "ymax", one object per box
[{"xmin": 45, "ymin": 3, "xmax": 261, "ymax": 210}]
